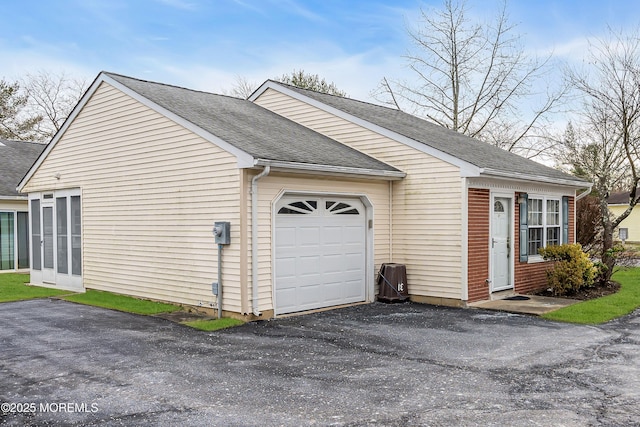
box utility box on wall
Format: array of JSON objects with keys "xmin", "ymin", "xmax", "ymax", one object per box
[{"xmin": 213, "ymin": 221, "xmax": 231, "ymax": 245}]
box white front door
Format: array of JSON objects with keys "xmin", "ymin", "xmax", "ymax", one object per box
[{"xmin": 491, "ymin": 197, "xmax": 512, "ymax": 292}]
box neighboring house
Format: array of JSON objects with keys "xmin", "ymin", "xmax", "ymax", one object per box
[
  {"xmin": 608, "ymin": 190, "xmax": 640, "ymax": 242},
  {"xmin": 17, "ymin": 72, "xmax": 591, "ymax": 318},
  {"xmin": 0, "ymin": 139, "xmax": 45, "ymax": 272}
]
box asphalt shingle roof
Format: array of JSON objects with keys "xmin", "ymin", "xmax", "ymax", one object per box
[
  {"xmin": 105, "ymin": 73, "xmax": 401, "ymax": 174},
  {"xmin": 279, "ymin": 82, "xmax": 589, "ymax": 185},
  {"xmin": 608, "ymin": 189, "xmax": 639, "ymax": 205},
  {"xmin": 0, "ymin": 139, "xmax": 46, "ymax": 197}
]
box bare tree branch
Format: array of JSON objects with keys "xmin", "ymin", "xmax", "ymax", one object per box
[
  {"xmin": 372, "ymin": 0, "xmax": 565, "ymax": 156},
  {"xmin": 21, "ymin": 70, "xmax": 87, "ymax": 141},
  {"xmin": 563, "ymin": 27, "xmax": 640, "ymax": 282},
  {"xmin": 0, "ymin": 78, "xmax": 42, "ymax": 141}
]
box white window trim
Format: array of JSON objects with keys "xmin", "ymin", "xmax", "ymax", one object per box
[{"xmin": 527, "ymin": 195, "xmax": 562, "ymax": 262}]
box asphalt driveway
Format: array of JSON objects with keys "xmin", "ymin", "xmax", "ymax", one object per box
[{"xmin": 1, "ymin": 299, "xmax": 639, "ymax": 426}]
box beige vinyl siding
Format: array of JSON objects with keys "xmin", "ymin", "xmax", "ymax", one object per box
[
  {"xmin": 23, "ymin": 82, "xmax": 243, "ymax": 311},
  {"xmin": 610, "ymin": 205, "xmax": 640, "ymax": 242},
  {"xmin": 254, "ymin": 89, "xmax": 462, "ymax": 299},
  {"xmin": 250, "ymin": 172, "xmax": 390, "ymax": 312}
]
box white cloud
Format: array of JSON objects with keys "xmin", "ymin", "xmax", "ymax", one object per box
[
  {"xmin": 144, "ymin": 46, "xmax": 409, "ymax": 104},
  {"xmin": 0, "ymin": 45, "xmax": 95, "ymax": 82}
]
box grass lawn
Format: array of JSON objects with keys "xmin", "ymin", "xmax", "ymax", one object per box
[
  {"xmin": 0, "ymin": 273, "xmax": 71, "ymax": 302},
  {"xmin": 543, "ymin": 267, "xmax": 640, "ymax": 324},
  {"xmin": 1, "ymin": 273, "xmax": 242, "ymax": 331},
  {"xmin": 63, "ymin": 289, "xmax": 182, "ymax": 315},
  {"xmin": 183, "ymin": 318, "xmax": 245, "ymax": 331}
]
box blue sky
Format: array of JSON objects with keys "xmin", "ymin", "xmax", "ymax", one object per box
[{"xmin": 3, "ymin": 0, "xmax": 640, "ymax": 101}]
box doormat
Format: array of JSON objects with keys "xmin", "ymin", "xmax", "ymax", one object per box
[{"xmin": 503, "ymin": 295, "xmax": 530, "ymax": 301}]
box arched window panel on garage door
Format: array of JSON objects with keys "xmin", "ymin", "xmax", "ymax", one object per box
[
  {"xmin": 277, "ymin": 200, "xmax": 318, "ymax": 215},
  {"xmin": 326, "ymin": 201, "xmax": 360, "ymax": 215}
]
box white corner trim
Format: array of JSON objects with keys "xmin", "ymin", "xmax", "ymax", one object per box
[{"xmin": 250, "ymin": 81, "xmax": 481, "ymax": 177}]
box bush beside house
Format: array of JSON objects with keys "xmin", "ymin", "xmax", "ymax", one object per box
[{"xmin": 539, "ymin": 243, "xmax": 598, "ymax": 296}]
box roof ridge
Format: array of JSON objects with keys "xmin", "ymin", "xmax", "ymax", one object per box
[
  {"xmin": 103, "ymin": 71, "xmax": 244, "ymax": 101},
  {"xmin": 267, "ymin": 79, "xmax": 400, "ymax": 112}
]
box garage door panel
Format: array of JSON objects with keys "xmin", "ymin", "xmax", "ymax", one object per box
[
  {"xmin": 299, "ymin": 227, "xmax": 321, "ymax": 247},
  {"xmin": 344, "ymin": 280, "xmax": 365, "ymax": 299},
  {"xmin": 298, "ymin": 285, "xmax": 323, "ymax": 305},
  {"xmin": 322, "ymin": 226, "xmax": 343, "ymax": 245},
  {"xmin": 275, "ymin": 196, "xmax": 366, "ymax": 315},
  {"xmin": 343, "ymin": 226, "xmax": 365, "ymax": 243},
  {"xmin": 275, "ymin": 227, "xmax": 297, "ymax": 249},
  {"xmin": 276, "ymin": 288, "xmax": 298, "ymax": 311},
  {"xmin": 275, "ymin": 257, "xmax": 297, "ymax": 279},
  {"xmin": 321, "ymin": 254, "xmax": 344, "ymax": 273},
  {"xmin": 298, "ymin": 255, "xmax": 321, "ymax": 273},
  {"xmin": 344, "ymin": 252, "xmax": 364, "ymax": 266}
]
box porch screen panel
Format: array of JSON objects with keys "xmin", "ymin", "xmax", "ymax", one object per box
[
  {"xmin": 0, "ymin": 212, "xmax": 14, "ymax": 270},
  {"xmin": 70, "ymin": 195, "xmax": 81, "ymax": 275},
  {"xmin": 43, "ymin": 207, "xmax": 53, "ymax": 269},
  {"xmin": 56, "ymin": 197, "xmax": 68, "ymax": 274},
  {"xmin": 17, "ymin": 212, "xmax": 29, "ymax": 269},
  {"xmin": 31, "ymin": 200, "xmax": 41, "ymax": 270}
]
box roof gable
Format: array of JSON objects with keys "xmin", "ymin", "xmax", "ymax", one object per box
[
  {"xmin": 251, "ymin": 81, "xmax": 590, "ymax": 188},
  {"xmin": 0, "ymin": 139, "xmax": 45, "ymax": 198}
]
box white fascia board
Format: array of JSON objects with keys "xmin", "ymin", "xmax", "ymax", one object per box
[
  {"xmin": 250, "ymin": 81, "xmax": 481, "ymax": 178},
  {"xmin": 101, "ymin": 74, "xmax": 255, "ymax": 168},
  {"xmin": 254, "ymin": 159, "xmax": 406, "ymax": 180},
  {"xmin": 480, "ymin": 168, "xmax": 593, "ymax": 190},
  {"xmin": 0, "ymin": 195, "xmax": 27, "ymax": 201}
]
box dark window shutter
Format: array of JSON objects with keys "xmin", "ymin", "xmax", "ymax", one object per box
[
  {"xmin": 519, "ymin": 193, "xmax": 528, "ymax": 262},
  {"xmin": 562, "ymin": 196, "xmax": 569, "ymax": 244}
]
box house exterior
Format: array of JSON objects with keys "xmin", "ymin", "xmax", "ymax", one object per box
[
  {"xmin": 0, "ymin": 139, "xmax": 45, "ymax": 272},
  {"xmin": 18, "ymin": 72, "xmax": 591, "ymax": 319},
  {"xmin": 608, "ymin": 190, "xmax": 640, "ymax": 242}
]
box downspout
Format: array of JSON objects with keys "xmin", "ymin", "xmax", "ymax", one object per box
[
  {"xmin": 389, "ymin": 180, "xmax": 393, "ymax": 261},
  {"xmin": 250, "ymin": 165, "xmax": 270, "ymax": 316},
  {"xmin": 576, "ymin": 187, "xmax": 592, "ymax": 201}
]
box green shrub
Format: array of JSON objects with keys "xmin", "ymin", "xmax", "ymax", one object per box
[{"xmin": 538, "ymin": 243, "xmax": 598, "ymax": 296}]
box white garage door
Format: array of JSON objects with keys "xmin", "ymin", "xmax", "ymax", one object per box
[{"xmin": 275, "ymin": 196, "xmax": 366, "ymax": 315}]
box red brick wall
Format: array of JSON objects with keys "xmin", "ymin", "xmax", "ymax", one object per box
[
  {"xmin": 467, "ymin": 189, "xmax": 490, "ymax": 302},
  {"xmin": 568, "ymin": 196, "xmax": 575, "ymax": 243}
]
